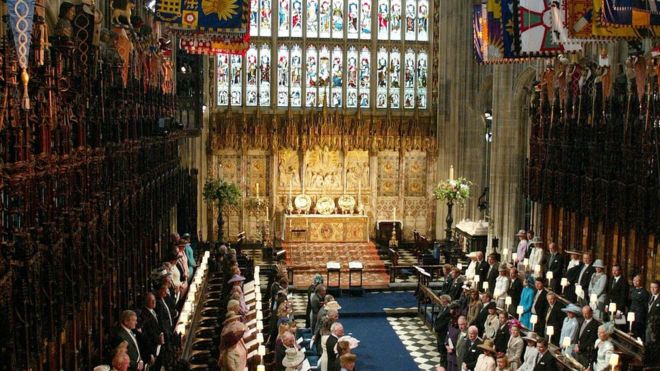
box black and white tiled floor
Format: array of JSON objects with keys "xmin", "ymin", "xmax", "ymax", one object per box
[{"xmin": 387, "ymin": 316, "xmax": 440, "ymax": 371}]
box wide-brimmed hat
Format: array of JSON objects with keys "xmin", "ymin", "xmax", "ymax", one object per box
[
  {"xmin": 516, "ymin": 229, "xmax": 527, "ymax": 237},
  {"xmin": 281, "ymin": 348, "xmax": 305, "ymax": 368},
  {"xmin": 592, "ymin": 259, "xmax": 605, "ymax": 268},
  {"xmin": 324, "ymin": 301, "xmax": 342, "ymax": 311},
  {"xmin": 228, "ymin": 274, "xmax": 246, "ymax": 284},
  {"xmin": 182, "ymin": 232, "xmax": 191, "ymax": 239},
  {"xmin": 561, "ymin": 304, "xmax": 582, "ymax": 315},
  {"xmin": 164, "ymin": 250, "xmax": 180, "ymax": 262},
  {"xmin": 334, "ymin": 335, "xmax": 360, "ymax": 352},
  {"xmin": 150, "ymin": 267, "xmax": 172, "ymax": 281},
  {"xmin": 477, "ymin": 339, "xmax": 496, "ymax": 353},
  {"xmin": 467, "ymin": 251, "xmax": 478, "ymax": 258},
  {"xmin": 529, "ymin": 237, "xmax": 543, "ymax": 246},
  {"xmin": 485, "ymin": 301, "xmax": 497, "ymax": 310},
  {"xmin": 523, "ymin": 332, "xmax": 539, "ymax": 343},
  {"xmin": 565, "ymin": 250, "xmax": 582, "ymax": 256},
  {"xmin": 223, "ymin": 312, "xmax": 241, "ymax": 325}
]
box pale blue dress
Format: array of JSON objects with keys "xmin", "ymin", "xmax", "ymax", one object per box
[{"xmin": 519, "ymin": 287, "xmax": 534, "ymax": 329}]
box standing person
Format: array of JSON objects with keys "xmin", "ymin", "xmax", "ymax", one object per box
[
  {"xmin": 607, "ymin": 264, "xmax": 629, "ymax": 321},
  {"xmin": 218, "ymin": 321, "xmax": 248, "ymax": 371},
  {"xmin": 306, "ymin": 274, "xmax": 324, "ymax": 328},
  {"xmin": 590, "ymin": 323, "xmax": 615, "ymax": 371},
  {"xmin": 647, "ymin": 280, "xmax": 660, "ymax": 367},
  {"xmin": 543, "ymin": 292, "xmax": 565, "ymax": 345},
  {"xmin": 461, "ymin": 326, "xmax": 482, "ymax": 371},
  {"xmin": 494, "ymin": 265, "xmax": 510, "ymax": 309},
  {"xmin": 486, "ymin": 254, "xmax": 500, "ymax": 295},
  {"xmin": 310, "ymin": 284, "xmax": 327, "ymax": 331},
  {"xmin": 559, "ymin": 304, "xmax": 581, "ymax": 356},
  {"xmin": 518, "ymin": 333, "xmax": 539, "ymax": 371},
  {"xmin": 519, "ymin": 275, "xmax": 535, "ymax": 329},
  {"xmin": 564, "ymin": 251, "xmax": 584, "ymax": 303},
  {"xmin": 577, "ymin": 253, "xmax": 595, "ymax": 304},
  {"xmin": 528, "ymin": 238, "xmax": 546, "ymax": 276},
  {"xmin": 471, "ymin": 292, "xmax": 493, "ymax": 336},
  {"xmin": 545, "ymin": 243, "xmax": 564, "ymax": 293},
  {"xmin": 533, "ymin": 338, "xmax": 558, "ymax": 371},
  {"xmin": 573, "ymin": 306, "xmax": 599, "ymax": 368},
  {"xmin": 505, "ymin": 325, "xmax": 524, "ymax": 370},
  {"xmin": 138, "ymin": 293, "xmax": 164, "ymax": 368},
  {"xmin": 493, "ymin": 312, "xmax": 509, "ymax": 354},
  {"xmin": 483, "ymin": 302, "xmax": 499, "ymax": 340},
  {"xmin": 325, "ymin": 322, "xmax": 344, "ymax": 371},
  {"xmin": 507, "ymin": 268, "xmax": 523, "ymax": 318},
  {"xmin": 466, "ymin": 290, "xmax": 482, "ymax": 325},
  {"xmin": 531, "ymin": 278, "xmax": 549, "ymax": 333},
  {"xmin": 113, "ymin": 310, "xmax": 143, "ymax": 371},
  {"xmin": 477, "ymin": 252, "xmax": 490, "ymax": 291},
  {"xmin": 628, "ymin": 274, "xmax": 649, "ymax": 339},
  {"xmin": 588, "ymin": 260, "xmax": 608, "ymax": 320},
  {"xmin": 449, "ymin": 268, "xmax": 466, "ymax": 300},
  {"xmin": 435, "ymin": 295, "xmax": 452, "ymax": 366},
  {"xmin": 515, "ymin": 230, "xmax": 528, "ymax": 265},
  {"xmin": 446, "ymin": 315, "xmax": 468, "ymax": 371},
  {"xmin": 181, "ymin": 233, "xmax": 196, "ymax": 281},
  {"xmin": 474, "ymin": 339, "xmax": 496, "ymax": 371}
]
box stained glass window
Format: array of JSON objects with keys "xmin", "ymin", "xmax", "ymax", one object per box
[
  {"xmin": 305, "ymin": 46, "xmax": 318, "ymax": 107},
  {"xmin": 277, "ymin": 46, "xmax": 289, "ymax": 106},
  {"xmin": 259, "ymin": 45, "xmax": 271, "ymax": 106},
  {"xmin": 217, "ymin": 0, "xmax": 430, "ymax": 109}
]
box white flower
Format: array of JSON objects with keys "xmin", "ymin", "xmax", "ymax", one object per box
[
  {"xmin": 449, "ymin": 180, "xmax": 457, "ymax": 187},
  {"xmin": 460, "ymin": 184, "xmax": 469, "ymax": 191}
]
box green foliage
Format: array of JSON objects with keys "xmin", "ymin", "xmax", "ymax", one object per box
[
  {"xmin": 433, "ymin": 177, "xmax": 472, "ymax": 206},
  {"xmin": 202, "ymin": 178, "xmax": 241, "ymax": 208}
]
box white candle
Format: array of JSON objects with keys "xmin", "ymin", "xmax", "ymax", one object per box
[
  {"xmin": 257, "ymin": 321, "xmax": 263, "ymax": 330},
  {"xmin": 610, "ymin": 303, "xmax": 617, "ymax": 314},
  {"xmin": 517, "ymin": 305, "xmax": 524, "ymax": 315},
  {"xmin": 560, "ymin": 278, "xmax": 568, "ymax": 287},
  {"xmin": 562, "ymin": 336, "xmax": 571, "ymax": 348},
  {"xmin": 503, "ymin": 248, "xmax": 509, "ymax": 257},
  {"xmin": 449, "ymin": 165, "xmax": 454, "ymax": 180},
  {"xmin": 266, "ymin": 206, "xmax": 269, "ymax": 221},
  {"xmin": 256, "ymin": 183, "xmax": 259, "ymax": 198},
  {"xmin": 474, "ymin": 275, "xmax": 480, "ymax": 283},
  {"xmin": 258, "ymin": 345, "xmax": 266, "ymax": 356},
  {"xmin": 505, "ymin": 296, "xmax": 512, "ymax": 305},
  {"xmin": 534, "ymin": 264, "xmax": 541, "ymax": 274},
  {"xmin": 523, "ymin": 258, "xmax": 529, "ymax": 267},
  {"xmin": 393, "ymin": 207, "xmax": 396, "ymax": 220},
  {"xmin": 530, "ymin": 314, "xmax": 538, "ymax": 324},
  {"xmin": 256, "ymin": 311, "xmax": 263, "ymax": 320},
  {"xmin": 483, "ymin": 282, "xmax": 489, "ymax": 290},
  {"xmin": 609, "ymin": 354, "xmax": 619, "ymax": 367},
  {"xmin": 257, "ymin": 366, "xmax": 265, "ymax": 371},
  {"xmin": 590, "ymin": 293, "xmax": 598, "ymax": 304},
  {"xmin": 256, "ymin": 302, "xmax": 262, "ymax": 310},
  {"xmin": 457, "ymin": 263, "xmax": 463, "ymax": 270},
  {"xmin": 547, "ymin": 326, "xmax": 554, "ymax": 336},
  {"xmin": 257, "ymin": 333, "xmax": 264, "ymax": 344},
  {"xmin": 512, "ymin": 252, "xmax": 518, "ymax": 262},
  {"xmin": 546, "ymin": 271, "xmax": 553, "ymax": 280},
  {"xmin": 627, "ymin": 312, "xmax": 635, "ymax": 322}
]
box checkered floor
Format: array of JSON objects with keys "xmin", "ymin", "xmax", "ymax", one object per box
[{"xmin": 387, "ymin": 316, "xmax": 440, "ymax": 370}]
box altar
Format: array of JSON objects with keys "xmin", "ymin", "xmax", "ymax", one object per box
[{"xmin": 282, "ymin": 214, "xmax": 370, "ymax": 243}]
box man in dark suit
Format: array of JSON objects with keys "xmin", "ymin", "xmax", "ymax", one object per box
[
  {"xmin": 439, "ymin": 264, "xmax": 453, "ymax": 295},
  {"xmin": 476, "ymin": 252, "xmax": 489, "ymax": 292},
  {"xmin": 434, "ymin": 295, "xmax": 452, "ymax": 366},
  {"xmin": 543, "ymin": 292, "xmax": 565, "ymax": 345},
  {"xmin": 446, "ymin": 315, "xmax": 468, "ymax": 371},
  {"xmin": 138, "ymin": 293, "xmax": 164, "ymax": 368},
  {"xmin": 607, "ymin": 264, "xmax": 629, "ymax": 315},
  {"xmin": 470, "ymin": 292, "xmax": 492, "ymax": 336},
  {"xmin": 113, "ymin": 310, "xmax": 143, "ymax": 371},
  {"xmin": 533, "ymin": 338, "xmax": 558, "ymax": 371},
  {"xmin": 646, "ymin": 280, "xmax": 660, "ymax": 367},
  {"xmin": 545, "ymin": 243, "xmax": 564, "ymax": 293},
  {"xmin": 531, "ymin": 278, "xmax": 549, "ymax": 331},
  {"xmin": 486, "ymin": 254, "xmax": 500, "ymax": 296},
  {"xmin": 325, "ymin": 322, "xmax": 344, "ymax": 371},
  {"xmin": 462, "ymin": 326, "xmax": 482, "ymax": 371},
  {"xmin": 577, "ymin": 253, "xmax": 595, "ymax": 303},
  {"xmin": 507, "ymin": 267, "xmax": 523, "ymax": 318},
  {"xmin": 449, "ymin": 268, "xmax": 465, "ymax": 301},
  {"xmin": 494, "ymin": 312, "xmax": 510, "ymax": 353},
  {"xmin": 564, "ymin": 253, "xmax": 584, "ymax": 303},
  {"xmin": 574, "ymin": 305, "xmax": 599, "ymax": 368}
]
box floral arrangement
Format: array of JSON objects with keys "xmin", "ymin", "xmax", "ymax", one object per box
[
  {"xmin": 202, "ymin": 178, "xmax": 241, "ymax": 208},
  {"xmin": 433, "ymin": 177, "xmax": 472, "ymax": 205},
  {"xmin": 247, "ymin": 196, "xmax": 267, "ymax": 212}
]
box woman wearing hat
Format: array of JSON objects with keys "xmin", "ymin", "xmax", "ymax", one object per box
[
  {"xmin": 515, "ymin": 230, "xmax": 528, "ymax": 265},
  {"xmin": 306, "ymin": 274, "xmax": 324, "ymax": 328},
  {"xmin": 281, "ymin": 347, "xmax": 306, "ymax": 371},
  {"xmin": 518, "ymin": 333, "xmax": 539, "ymax": 371},
  {"xmin": 590, "ymin": 323, "xmax": 614, "ymax": 371},
  {"xmin": 519, "ymin": 275, "xmax": 535, "ymax": 329},
  {"xmin": 559, "ymin": 304, "xmax": 581, "ymax": 356},
  {"xmin": 588, "ymin": 260, "xmax": 608, "ymax": 320},
  {"xmin": 475, "ymin": 339, "xmax": 496, "ymax": 371},
  {"xmin": 483, "ymin": 302, "xmax": 499, "ymax": 340},
  {"xmin": 219, "ymin": 321, "xmax": 248, "ymax": 371},
  {"xmin": 629, "ymin": 274, "xmax": 650, "ymax": 339},
  {"xmin": 494, "ymin": 265, "xmax": 510, "ymax": 309},
  {"xmin": 527, "ymin": 238, "xmax": 545, "ymax": 276}
]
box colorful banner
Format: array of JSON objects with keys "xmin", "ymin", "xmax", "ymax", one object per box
[
  {"xmin": 517, "ymin": 0, "xmax": 563, "ymax": 56},
  {"xmin": 7, "ymin": 0, "xmax": 35, "ymax": 69},
  {"xmin": 501, "ymin": 0, "xmax": 519, "ymax": 57},
  {"xmin": 602, "ymin": 0, "xmax": 660, "ymax": 27},
  {"xmin": 484, "ymin": 0, "xmax": 506, "ymax": 62},
  {"xmin": 156, "ymin": 0, "xmax": 249, "ymax": 33},
  {"xmin": 551, "ymin": 0, "xmax": 583, "ymax": 51},
  {"xmin": 180, "ymin": 36, "xmax": 249, "ymax": 54},
  {"xmin": 473, "ymin": 4, "xmax": 485, "ymax": 63}
]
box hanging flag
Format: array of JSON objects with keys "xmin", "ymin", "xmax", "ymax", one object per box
[
  {"xmin": 156, "ymin": 0, "xmax": 249, "ymax": 32},
  {"xmin": 551, "ymin": 0, "xmax": 583, "ymax": 52},
  {"xmin": 7, "ymin": 0, "xmax": 36, "ymax": 109},
  {"xmin": 501, "ymin": 0, "xmax": 519, "ymax": 57},
  {"xmin": 473, "ymin": 4, "xmax": 485, "ymax": 63},
  {"xmin": 517, "ymin": 0, "xmax": 564, "ymax": 56},
  {"xmin": 602, "ymin": 0, "xmax": 660, "ymax": 27}
]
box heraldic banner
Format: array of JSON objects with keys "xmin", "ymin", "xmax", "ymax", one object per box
[{"xmin": 156, "ymin": 0, "xmax": 249, "ymax": 33}]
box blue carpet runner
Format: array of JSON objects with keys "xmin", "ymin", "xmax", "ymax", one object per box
[{"xmin": 334, "ymin": 292, "xmax": 421, "ymax": 370}]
